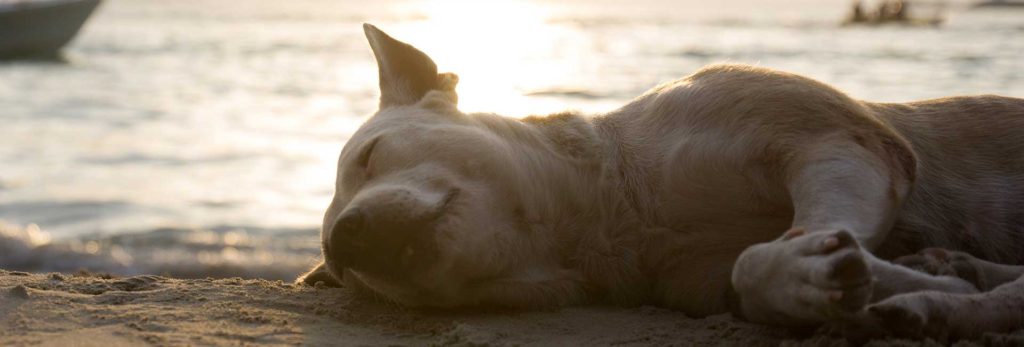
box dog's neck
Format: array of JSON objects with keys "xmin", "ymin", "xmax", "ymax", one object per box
[{"xmin": 518, "ymin": 111, "xmax": 651, "ymax": 304}]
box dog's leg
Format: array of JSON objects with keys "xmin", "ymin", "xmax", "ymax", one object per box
[
  {"xmin": 731, "ymin": 136, "xmax": 976, "ymax": 327},
  {"xmin": 865, "ymin": 274, "xmax": 1024, "ymax": 341},
  {"xmin": 296, "ymin": 261, "xmax": 343, "ymax": 287},
  {"xmin": 896, "ymin": 248, "xmax": 1024, "ymax": 291}
]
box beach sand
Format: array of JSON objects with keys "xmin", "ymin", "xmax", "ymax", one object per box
[{"xmin": 3, "ymin": 270, "xmax": 1023, "ymax": 346}]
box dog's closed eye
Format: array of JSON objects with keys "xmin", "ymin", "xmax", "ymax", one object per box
[{"xmin": 357, "ymin": 137, "xmax": 381, "ymax": 176}]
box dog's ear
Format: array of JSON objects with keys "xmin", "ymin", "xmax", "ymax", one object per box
[{"xmin": 363, "ymin": 23, "xmax": 457, "ymax": 108}]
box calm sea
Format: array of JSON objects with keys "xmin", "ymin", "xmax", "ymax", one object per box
[{"xmin": 1, "ymin": 0, "xmax": 1022, "ymax": 280}]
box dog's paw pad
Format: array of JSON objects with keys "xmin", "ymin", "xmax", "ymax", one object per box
[
  {"xmin": 830, "ymin": 249, "xmax": 869, "ymax": 284},
  {"xmin": 798, "ymin": 230, "xmax": 872, "ymax": 313}
]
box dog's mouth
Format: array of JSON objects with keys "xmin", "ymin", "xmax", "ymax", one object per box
[
  {"xmin": 322, "ymin": 261, "xmax": 468, "ymax": 308},
  {"xmin": 323, "ymin": 230, "xmax": 443, "ymax": 285}
]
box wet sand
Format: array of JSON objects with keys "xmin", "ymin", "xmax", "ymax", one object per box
[{"xmin": 4, "ymin": 270, "xmax": 1023, "ymax": 346}]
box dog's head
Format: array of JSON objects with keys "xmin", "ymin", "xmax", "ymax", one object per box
[{"xmin": 319, "ymin": 24, "xmax": 585, "ymax": 308}]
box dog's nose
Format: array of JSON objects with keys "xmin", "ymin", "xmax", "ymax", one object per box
[
  {"xmin": 327, "ymin": 207, "xmax": 372, "ymax": 261},
  {"xmin": 324, "ymin": 187, "xmax": 454, "ymax": 275},
  {"xmin": 331, "ymin": 208, "xmax": 366, "ymax": 247},
  {"xmin": 325, "ymin": 205, "xmax": 431, "ymax": 276}
]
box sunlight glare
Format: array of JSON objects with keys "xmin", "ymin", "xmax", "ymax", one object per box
[{"xmin": 395, "ymin": 0, "xmax": 573, "ymax": 116}]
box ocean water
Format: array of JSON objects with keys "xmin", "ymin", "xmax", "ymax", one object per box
[{"xmin": 1, "ymin": 0, "xmax": 1022, "ymax": 280}]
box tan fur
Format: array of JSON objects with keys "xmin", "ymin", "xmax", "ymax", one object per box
[
  {"xmin": 302, "ymin": 24, "xmax": 1024, "ymax": 331},
  {"xmin": 847, "ymin": 250, "xmax": 1024, "ymax": 341}
]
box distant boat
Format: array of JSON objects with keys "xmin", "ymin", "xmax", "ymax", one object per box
[
  {"xmin": 843, "ymin": 15, "xmax": 944, "ymax": 27},
  {"xmin": 973, "ymin": 0, "xmax": 1024, "ymax": 8},
  {"xmin": 842, "ymin": 0, "xmax": 946, "ymax": 27},
  {"xmin": 0, "ymin": 0, "xmax": 102, "ymax": 59}
]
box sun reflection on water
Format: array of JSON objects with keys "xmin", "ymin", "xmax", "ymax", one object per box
[{"xmin": 384, "ymin": 0, "xmax": 603, "ymax": 117}]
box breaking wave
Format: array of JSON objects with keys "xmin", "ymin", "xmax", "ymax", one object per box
[{"xmin": 0, "ymin": 221, "xmax": 322, "ymax": 281}]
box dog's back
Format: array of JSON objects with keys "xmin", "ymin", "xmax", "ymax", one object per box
[{"xmin": 872, "ymin": 96, "xmax": 1024, "ymax": 264}]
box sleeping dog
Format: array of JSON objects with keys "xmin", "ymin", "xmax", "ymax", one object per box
[{"xmin": 300, "ymin": 24, "xmax": 1024, "ymax": 338}]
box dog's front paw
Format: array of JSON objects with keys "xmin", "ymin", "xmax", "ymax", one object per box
[
  {"xmin": 732, "ymin": 229, "xmax": 874, "ymax": 327},
  {"xmin": 297, "ymin": 262, "xmax": 344, "ymax": 288}
]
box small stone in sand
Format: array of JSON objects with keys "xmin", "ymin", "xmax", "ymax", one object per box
[{"xmin": 10, "ymin": 285, "xmax": 31, "ymax": 299}]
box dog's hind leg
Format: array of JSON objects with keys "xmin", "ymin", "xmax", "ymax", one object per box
[
  {"xmin": 896, "ymin": 248, "xmax": 1024, "ymax": 291},
  {"xmin": 865, "ymin": 274, "xmax": 1024, "ymax": 341},
  {"xmin": 731, "ymin": 133, "xmax": 976, "ymax": 327}
]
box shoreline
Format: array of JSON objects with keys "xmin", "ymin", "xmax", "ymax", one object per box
[{"xmin": 3, "ymin": 270, "xmax": 1020, "ymax": 346}]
